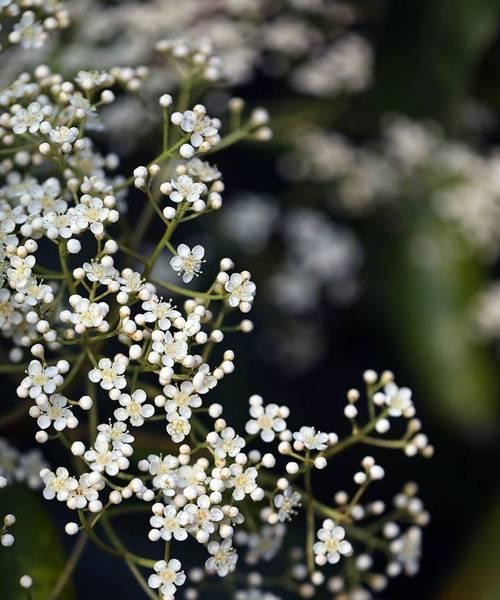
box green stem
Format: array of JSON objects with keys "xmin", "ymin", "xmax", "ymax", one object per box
[{"xmin": 46, "ymin": 533, "xmax": 87, "ymax": 600}]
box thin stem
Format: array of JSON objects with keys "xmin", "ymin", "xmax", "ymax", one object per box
[
  {"xmin": 46, "ymin": 533, "xmax": 88, "ymax": 600},
  {"xmin": 304, "ymin": 461, "xmax": 315, "ymax": 576}
]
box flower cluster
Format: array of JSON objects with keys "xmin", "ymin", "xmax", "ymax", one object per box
[{"xmin": 0, "ymin": 18, "xmax": 430, "ymax": 600}]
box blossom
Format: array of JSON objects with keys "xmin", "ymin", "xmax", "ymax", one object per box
[
  {"xmin": 88, "ymin": 356, "xmax": 128, "ymax": 391},
  {"xmin": 245, "ymin": 399, "xmax": 287, "ymax": 442},
  {"xmin": 313, "ymin": 520, "xmax": 352, "ymax": 565},
  {"xmin": 149, "ymin": 504, "xmax": 189, "ymax": 542},
  {"xmin": 148, "ymin": 559, "xmax": 186, "ymax": 598},
  {"xmin": 390, "ymin": 526, "xmax": 422, "ymax": 575},
  {"xmin": 20, "ymin": 360, "xmax": 63, "ymax": 399},
  {"xmin": 142, "ymin": 297, "xmax": 180, "ymax": 330},
  {"xmin": 11, "ymin": 101, "xmax": 51, "ymax": 135},
  {"xmin": 171, "ymin": 106, "xmax": 220, "ymax": 148},
  {"xmin": 192, "ymin": 363, "xmax": 217, "ymax": 394},
  {"xmin": 274, "ymin": 488, "xmax": 301, "ymax": 522},
  {"xmin": 183, "ymin": 494, "xmax": 224, "ymax": 541},
  {"xmin": 166, "ymin": 412, "xmax": 191, "ymax": 443},
  {"xmin": 208, "ymin": 427, "xmax": 245, "ymax": 460},
  {"xmin": 41, "ymin": 467, "xmax": 78, "ymax": 502},
  {"xmin": 114, "ymin": 389, "xmax": 154, "ymax": 427},
  {"xmin": 228, "ymin": 464, "xmax": 258, "ymax": 501},
  {"xmin": 169, "ymin": 175, "xmax": 206, "ymax": 204},
  {"xmin": 33, "ymin": 394, "xmax": 76, "ymax": 431},
  {"xmin": 62, "ymin": 295, "xmax": 110, "ymax": 332},
  {"xmin": 225, "ymin": 272, "xmax": 256, "ymax": 310},
  {"xmin": 384, "ymin": 383, "xmax": 414, "ymax": 417},
  {"xmin": 293, "ymin": 426, "xmax": 329, "ymax": 451},
  {"xmin": 151, "ymin": 331, "xmax": 188, "ymax": 368},
  {"xmin": 83, "ymin": 259, "xmax": 119, "ymax": 285},
  {"xmin": 170, "ymin": 244, "xmax": 205, "ymax": 283},
  {"xmin": 164, "ymin": 381, "xmax": 202, "ymax": 418},
  {"xmin": 206, "ymin": 538, "xmax": 238, "ymax": 577}
]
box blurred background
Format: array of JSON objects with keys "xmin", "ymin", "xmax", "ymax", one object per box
[{"xmin": 3, "ymin": 0, "xmax": 500, "ymax": 598}]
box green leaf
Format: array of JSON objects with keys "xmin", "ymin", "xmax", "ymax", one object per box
[{"xmin": 0, "ymin": 485, "xmax": 73, "ymax": 600}]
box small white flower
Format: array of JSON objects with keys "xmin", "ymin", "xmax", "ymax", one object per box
[
  {"xmin": 166, "ymin": 412, "xmax": 191, "ymax": 443},
  {"xmin": 152, "ymin": 331, "xmax": 188, "ymax": 368},
  {"xmin": 11, "ymin": 101, "xmax": 51, "ymax": 135},
  {"xmin": 390, "ymin": 526, "xmax": 422, "ymax": 575},
  {"xmin": 149, "ymin": 504, "xmax": 189, "ymax": 542},
  {"xmin": 20, "ymin": 360, "xmax": 63, "ymax": 399},
  {"xmin": 206, "ymin": 538, "xmax": 238, "ymax": 577},
  {"xmin": 83, "ymin": 259, "xmax": 119, "ymax": 286},
  {"xmin": 42, "ymin": 467, "xmax": 78, "ymax": 502},
  {"xmin": 84, "ymin": 439, "xmax": 128, "ymax": 476},
  {"xmin": 169, "ymin": 175, "xmax": 206, "ymax": 204},
  {"xmin": 293, "ymin": 426, "xmax": 329, "ymax": 451},
  {"xmin": 225, "ymin": 272, "xmax": 256, "ymax": 309},
  {"xmin": 170, "ymin": 244, "xmax": 205, "ymax": 283},
  {"xmin": 274, "ymin": 488, "xmax": 302, "ymax": 522},
  {"xmin": 384, "ymin": 383, "xmax": 414, "ymax": 417},
  {"xmin": 192, "ymin": 363, "xmax": 217, "ymax": 394},
  {"xmin": 228, "ymin": 464, "xmax": 258, "ymax": 501},
  {"xmin": 114, "ymin": 389, "xmax": 154, "ymax": 427},
  {"xmin": 184, "ymin": 494, "xmax": 224, "ymax": 538},
  {"xmin": 141, "ymin": 297, "xmax": 180, "ymax": 330},
  {"xmin": 88, "ymin": 356, "xmax": 128, "ymax": 391},
  {"xmin": 208, "ymin": 427, "xmax": 246, "ymax": 460},
  {"xmin": 172, "ymin": 107, "xmax": 220, "ymax": 148},
  {"xmin": 35, "ymin": 394, "xmax": 76, "ymax": 432},
  {"xmin": 148, "ymin": 559, "xmax": 186, "ymax": 598},
  {"xmin": 164, "ymin": 381, "xmax": 202, "ymax": 418},
  {"xmin": 49, "ymin": 126, "xmax": 79, "ymax": 145},
  {"xmin": 313, "ymin": 519, "xmax": 352, "ymax": 565},
  {"xmin": 245, "ymin": 401, "xmax": 287, "ymax": 443}
]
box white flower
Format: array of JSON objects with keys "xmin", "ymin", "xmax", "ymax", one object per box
[
  {"xmin": 84, "ymin": 439, "xmax": 128, "ymax": 476},
  {"xmin": 293, "ymin": 426, "xmax": 329, "ymax": 451},
  {"xmin": 170, "ymin": 175, "xmax": 206, "ymax": 204},
  {"xmin": 141, "ymin": 297, "xmax": 180, "ymax": 330},
  {"xmin": 114, "ymin": 389, "xmax": 154, "ymax": 427},
  {"xmin": 72, "ymin": 196, "xmax": 117, "ymax": 237},
  {"xmin": 10, "ymin": 11, "xmax": 46, "ymax": 49},
  {"xmin": 245, "ymin": 400, "xmax": 287, "ymax": 443},
  {"xmin": 49, "ymin": 126, "xmax": 79, "ymax": 145},
  {"xmin": 186, "ymin": 158, "xmax": 221, "ymax": 182},
  {"xmin": 149, "ymin": 504, "xmax": 189, "ymax": 542},
  {"xmin": 88, "ymin": 356, "xmax": 128, "ymax": 391},
  {"xmin": 228, "ymin": 464, "xmax": 258, "ymax": 501},
  {"xmin": 313, "ymin": 519, "xmax": 352, "ymax": 565},
  {"xmin": 164, "ymin": 381, "xmax": 202, "ymax": 418},
  {"xmin": 206, "ymin": 538, "xmax": 238, "ymax": 577},
  {"xmin": 274, "ymin": 488, "xmax": 302, "ymax": 522},
  {"xmin": 67, "ymin": 472, "xmax": 104, "ymax": 510},
  {"xmin": 7, "ymin": 255, "xmax": 35, "ymax": 290},
  {"xmin": 170, "ymin": 244, "xmax": 205, "ymax": 283},
  {"xmin": 11, "ymin": 101, "xmax": 51, "ymax": 135},
  {"xmin": 192, "ymin": 363, "xmax": 217, "ymax": 394},
  {"xmin": 64, "ymin": 295, "xmax": 109, "ymax": 331},
  {"xmin": 148, "ymin": 559, "xmax": 186, "ymax": 598},
  {"xmin": 208, "ymin": 427, "xmax": 245, "ymax": 460},
  {"xmin": 34, "ymin": 394, "xmax": 76, "ymax": 431},
  {"xmin": 41, "ymin": 467, "xmax": 78, "ymax": 502},
  {"xmin": 172, "ymin": 107, "xmax": 220, "ymax": 148},
  {"xmin": 20, "ymin": 360, "xmax": 63, "ymax": 399},
  {"xmin": 152, "ymin": 331, "xmax": 189, "ymax": 368},
  {"xmin": 184, "ymin": 494, "xmax": 224, "ymax": 539},
  {"xmin": 384, "ymin": 383, "xmax": 414, "ymax": 417},
  {"xmin": 96, "ymin": 421, "xmax": 134, "ymax": 455},
  {"xmin": 390, "ymin": 526, "xmax": 422, "ymax": 575},
  {"xmin": 166, "ymin": 412, "xmax": 191, "ymax": 443},
  {"xmin": 146, "ymin": 454, "xmax": 179, "ymax": 495},
  {"xmin": 225, "ymin": 273, "xmax": 256, "ymax": 310},
  {"xmin": 83, "ymin": 259, "xmax": 119, "ymax": 285}
]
